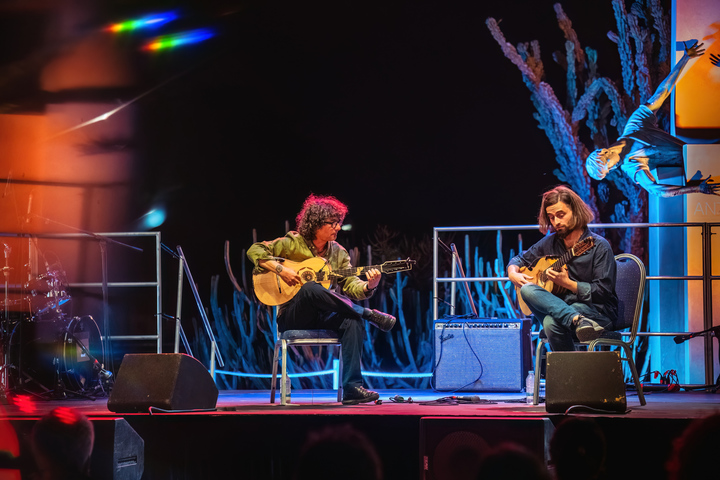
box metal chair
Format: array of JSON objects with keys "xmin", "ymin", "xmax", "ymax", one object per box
[
  {"xmin": 532, "ymin": 253, "xmax": 647, "ymax": 406},
  {"xmin": 270, "ymin": 328, "xmax": 343, "ymax": 405},
  {"xmin": 223, "ymin": 241, "xmax": 344, "ymax": 406}
]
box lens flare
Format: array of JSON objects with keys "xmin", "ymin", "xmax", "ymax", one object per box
[
  {"xmin": 107, "ymin": 11, "xmax": 179, "ymax": 33},
  {"xmin": 143, "ymin": 29, "xmax": 215, "ymax": 51}
]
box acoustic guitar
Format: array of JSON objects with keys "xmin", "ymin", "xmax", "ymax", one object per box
[
  {"xmin": 515, "ymin": 236, "xmax": 595, "ymax": 316},
  {"xmin": 253, "ymin": 257, "xmax": 416, "ymax": 306}
]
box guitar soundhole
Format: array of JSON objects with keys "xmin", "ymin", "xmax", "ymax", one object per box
[{"xmin": 301, "ymin": 271, "xmax": 315, "ymax": 283}]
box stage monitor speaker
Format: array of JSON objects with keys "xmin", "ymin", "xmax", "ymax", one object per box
[
  {"xmin": 90, "ymin": 418, "xmax": 144, "ymax": 480},
  {"xmin": 107, "ymin": 353, "xmax": 218, "ymax": 413},
  {"xmin": 420, "ymin": 416, "xmax": 554, "ymax": 480},
  {"xmin": 545, "ymin": 351, "xmax": 627, "ymax": 413},
  {"xmin": 433, "ymin": 318, "xmax": 531, "ymax": 392}
]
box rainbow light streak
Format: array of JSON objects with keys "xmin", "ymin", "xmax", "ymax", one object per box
[
  {"xmin": 143, "ymin": 29, "xmax": 215, "ymax": 51},
  {"xmin": 108, "ymin": 11, "xmax": 179, "ymax": 33}
]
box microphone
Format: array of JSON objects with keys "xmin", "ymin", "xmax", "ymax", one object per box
[
  {"xmin": 674, "ymin": 334, "xmax": 693, "ymax": 344},
  {"xmin": 93, "ymin": 359, "xmax": 113, "ymax": 380},
  {"xmin": 452, "ymin": 395, "xmax": 481, "ymax": 403},
  {"xmin": 3, "ymin": 243, "xmax": 10, "ymax": 259}
]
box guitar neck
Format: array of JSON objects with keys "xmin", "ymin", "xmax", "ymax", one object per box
[
  {"xmin": 330, "ymin": 265, "xmax": 384, "ymax": 279},
  {"xmin": 551, "ymin": 250, "xmax": 574, "ymax": 271},
  {"xmin": 548, "ymin": 239, "xmax": 592, "ymax": 272}
]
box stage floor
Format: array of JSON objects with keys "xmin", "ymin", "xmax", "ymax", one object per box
[
  {"xmin": 2, "ymin": 387, "xmax": 717, "ymax": 418},
  {"xmin": 2, "ymin": 388, "xmax": 719, "ymax": 480}
]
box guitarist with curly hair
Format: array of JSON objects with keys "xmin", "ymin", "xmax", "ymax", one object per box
[
  {"xmin": 507, "ymin": 186, "xmax": 618, "ymax": 351},
  {"xmin": 247, "ymin": 193, "xmax": 397, "ymax": 405}
]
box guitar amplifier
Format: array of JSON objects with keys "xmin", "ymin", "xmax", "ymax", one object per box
[{"xmin": 433, "ymin": 318, "xmax": 532, "ymax": 392}]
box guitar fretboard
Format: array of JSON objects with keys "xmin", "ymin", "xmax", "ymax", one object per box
[{"xmin": 329, "ymin": 265, "xmax": 383, "ymax": 279}]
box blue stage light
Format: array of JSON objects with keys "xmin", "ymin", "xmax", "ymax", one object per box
[{"xmin": 142, "ymin": 208, "xmax": 166, "ymax": 229}]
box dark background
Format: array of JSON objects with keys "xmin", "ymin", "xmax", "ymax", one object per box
[{"xmin": 128, "ymin": 0, "xmax": 623, "ymax": 277}]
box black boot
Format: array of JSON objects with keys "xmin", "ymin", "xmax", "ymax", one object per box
[
  {"xmin": 364, "ymin": 309, "xmax": 396, "ymax": 332},
  {"xmin": 342, "ymin": 385, "xmax": 380, "ymax": 405}
]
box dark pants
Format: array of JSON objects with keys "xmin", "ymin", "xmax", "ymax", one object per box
[
  {"xmin": 278, "ymin": 281, "xmax": 365, "ymax": 389},
  {"xmin": 519, "ymin": 284, "xmax": 612, "ymax": 352}
]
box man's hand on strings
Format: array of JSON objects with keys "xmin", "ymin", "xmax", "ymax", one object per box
[
  {"xmin": 279, "ymin": 267, "xmax": 302, "ymax": 286},
  {"xmin": 546, "ymin": 265, "xmax": 575, "ymax": 291},
  {"xmin": 508, "ymin": 267, "xmax": 533, "ymax": 288}
]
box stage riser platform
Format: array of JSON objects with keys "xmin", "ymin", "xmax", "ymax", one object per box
[{"xmin": 6, "ymin": 414, "xmax": 693, "ymax": 480}]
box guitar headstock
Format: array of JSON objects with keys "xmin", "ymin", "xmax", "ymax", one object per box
[
  {"xmin": 571, "ymin": 236, "xmax": 595, "ymax": 256},
  {"xmin": 380, "ymin": 258, "xmax": 417, "ymax": 274}
]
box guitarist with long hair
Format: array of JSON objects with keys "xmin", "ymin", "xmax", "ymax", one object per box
[
  {"xmin": 507, "ymin": 186, "xmax": 618, "ymax": 351},
  {"xmin": 247, "ymin": 193, "xmax": 396, "ymax": 405}
]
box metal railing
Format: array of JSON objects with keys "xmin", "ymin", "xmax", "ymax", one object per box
[
  {"xmin": 433, "ymin": 222, "xmax": 718, "ymax": 384},
  {"xmin": 0, "ymin": 231, "xmax": 163, "ymax": 352}
]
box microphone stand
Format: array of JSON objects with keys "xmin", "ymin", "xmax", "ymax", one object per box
[
  {"xmin": 674, "ymin": 326, "xmax": 720, "ymax": 392},
  {"xmin": 0, "ymin": 243, "xmax": 11, "ymax": 401},
  {"xmin": 67, "ymin": 327, "xmax": 112, "ymax": 397}
]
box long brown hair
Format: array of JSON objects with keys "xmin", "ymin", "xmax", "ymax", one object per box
[{"xmin": 538, "ymin": 186, "xmax": 594, "ymax": 235}]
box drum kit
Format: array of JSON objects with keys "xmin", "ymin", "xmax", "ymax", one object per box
[{"xmin": 1, "ymin": 260, "xmax": 110, "ymax": 400}]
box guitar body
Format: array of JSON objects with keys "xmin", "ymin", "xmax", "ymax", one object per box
[
  {"xmin": 516, "ymin": 257, "xmax": 567, "ymax": 316},
  {"xmin": 253, "ymin": 258, "xmax": 332, "ymax": 306}
]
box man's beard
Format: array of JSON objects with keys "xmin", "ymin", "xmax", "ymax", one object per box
[{"xmin": 556, "ymin": 227, "xmax": 568, "ymax": 239}]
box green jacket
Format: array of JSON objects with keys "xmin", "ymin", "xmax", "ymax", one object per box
[{"xmin": 247, "ymin": 231, "xmax": 371, "ymax": 302}]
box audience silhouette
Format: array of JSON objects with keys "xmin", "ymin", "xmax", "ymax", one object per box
[
  {"xmin": 31, "ymin": 407, "xmax": 95, "ymax": 480},
  {"xmin": 475, "ymin": 442, "xmax": 550, "ymax": 480},
  {"xmin": 666, "ymin": 413, "xmax": 720, "ymax": 480},
  {"xmin": 293, "ymin": 423, "xmax": 383, "ymax": 480},
  {"xmin": 549, "ymin": 417, "xmax": 607, "ymax": 480}
]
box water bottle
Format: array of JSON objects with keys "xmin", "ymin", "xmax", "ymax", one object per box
[
  {"xmin": 525, "ymin": 370, "xmax": 535, "ymax": 405},
  {"xmin": 285, "ymin": 376, "xmax": 292, "ymax": 402}
]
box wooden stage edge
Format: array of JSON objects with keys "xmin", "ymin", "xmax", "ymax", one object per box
[{"xmin": 2, "ymin": 389, "xmax": 720, "ymax": 480}]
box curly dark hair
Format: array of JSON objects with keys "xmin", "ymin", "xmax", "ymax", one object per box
[
  {"xmin": 296, "ymin": 194, "xmax": 348, "ymax": 241},
  {"xmin": 538, "ymin": 185, "xmax": 594, "ymax": 235}
]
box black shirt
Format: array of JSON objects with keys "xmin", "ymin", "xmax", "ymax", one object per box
[{"xmin": 508, "ymin": 228, "xmax": 619, "ymax": 325}]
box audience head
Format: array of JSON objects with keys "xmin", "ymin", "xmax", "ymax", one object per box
[
  {"xmin": 31, "ymin": 407, "xmax": 94, "ymax": 480},
  {"xmin": 432, "ymin": 431, "xmax": 489, "ymax": 480},
  {"xmin": 550, "ymin": 417, "xmax": 607, "ymax": 480},
  {"xmin": 666, "ymin": 413, "xmax": 720, "ymax": 480},
  {"xmin": 476, "ymin": 442, "xmax": 550, "ymax": 480},
  {"xmin": 293, "ymin": 423, "xmax": 382, "ymax": 480}
]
